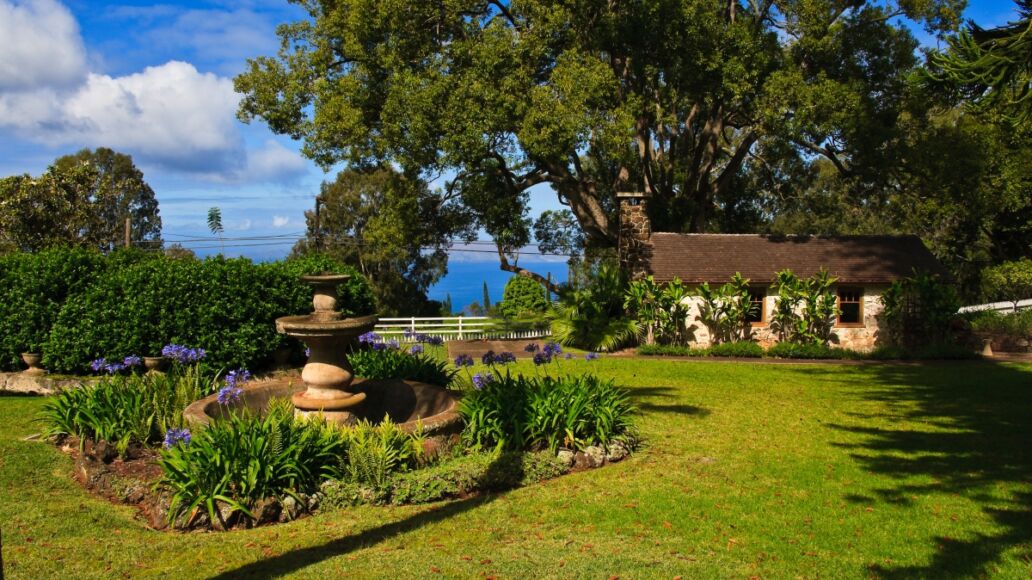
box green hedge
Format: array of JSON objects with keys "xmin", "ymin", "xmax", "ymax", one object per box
[
  {"xmin": 0, "ymin": 248, "xmax": 373, "ymax": 373},
  {"xmin": 638, "ymin": 341, "xmax": 978, "ymax": 360}
]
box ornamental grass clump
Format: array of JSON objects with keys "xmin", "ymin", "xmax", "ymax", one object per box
[
  {"xmin": 459, "ymin": 371, "xmax": 635, "ymax": 453},
  {"xmin": 349, "ymin": 347, "xmax": 455, "ymax": 386}
]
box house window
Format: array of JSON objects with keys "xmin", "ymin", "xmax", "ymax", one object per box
[
  {"xmin": 837, "ymin": 288, "xmax": 863, "ymax": 326},
  {"xmin": 746, "ymin": 289, "xmax": 766, "ymax": 324}
]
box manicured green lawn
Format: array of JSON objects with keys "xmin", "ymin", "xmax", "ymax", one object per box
[{"xmin": 2, "ymin": 359, "xmax": 1031, "ymax": 578}]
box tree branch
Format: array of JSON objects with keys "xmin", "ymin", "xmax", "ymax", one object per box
[
  {"xmin": 496, "ymin": 245, "xmax": 562, "ymax": 293},
  {"xmin": 793, "ymin": 138, "xmax": 853, "ymax": 176}
]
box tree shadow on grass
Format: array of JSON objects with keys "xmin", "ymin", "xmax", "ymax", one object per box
[
  {"xmin": 211, "ymin": 451, "xmax": 523, "ymax": 579},
  {"xmin": 819, "ymin": 361, "xmax": 1032, "ymax": 577},
  {"xmin": 627, "ymin": 385, "xmax": 710, "ymax": 417}
]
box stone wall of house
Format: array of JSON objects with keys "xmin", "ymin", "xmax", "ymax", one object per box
[
  {"xmin": 677, "ymin": 285, "xmax": 888, "ymax": 352},
  {"xmin": 617, "ymin": 192, "xmax": 652, "ymax": 281}
]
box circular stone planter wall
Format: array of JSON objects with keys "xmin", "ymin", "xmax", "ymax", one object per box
[{"xmin": 184, "ymin": 377, "xmax": 462, "ymax": 437}]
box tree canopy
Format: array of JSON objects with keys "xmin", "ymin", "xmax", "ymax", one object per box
[
  {"xmin": 0, "ymin": 148, "xmax": 162, "ymax": 253},
  {"xmin": 236, "ymin": 0, "xmax": 963, "ymax": 282}
]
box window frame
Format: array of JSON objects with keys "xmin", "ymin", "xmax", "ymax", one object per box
[
  {"xmin": 746, "ymin": 288, "xmax": 767, "ymax": 326},
  {"xmin": 836, "ymin": 287, "xmax": 865, "ymax": 328}
]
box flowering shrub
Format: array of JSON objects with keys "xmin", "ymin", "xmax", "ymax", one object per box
[
  {"xmin": 161, "ymin": 344, "xmax": 206, "ymax": 364},
  {"xmin": 217, "ymin": 368, "xmax": 252, "ymax": 405},
  {"xmin": 89, "ymin": 354, "xmax": 144, "ymax": 375},
  {"xmin": 459, "ymin": 372, "xmax": 635, "ymax": 452},
  {"xmin": 163, "ymin": 428, "xmax": 192, "ymax": 449}
]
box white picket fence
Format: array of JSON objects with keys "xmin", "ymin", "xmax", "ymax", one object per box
[
  {"xmin": 374, "ymin": 317, "xmax": 551, "ymax": 341},
  {"xmin": 959, "ymin": 298, "xmax": 1032, "ymax": 313}
]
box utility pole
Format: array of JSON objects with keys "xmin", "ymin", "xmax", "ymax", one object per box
[
  {"xmin": 124, "ymin": 217, "xmax": 131, "ymax": 249},
  {"xmin": 314, "ymin": 195, "xmax": 324, "ymax": 251}
]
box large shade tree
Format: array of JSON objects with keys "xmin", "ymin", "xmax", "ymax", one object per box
[
  {"xmin": 291, "ymin": 167, "xmax": 474, "ymax": 315},
  {"xmin": 236, "ymin": 0, "xmax": 963, "ymax": 281},
  {"xmin": 0, "ymin": 148, "xmax": 162, "ymax": 253}
]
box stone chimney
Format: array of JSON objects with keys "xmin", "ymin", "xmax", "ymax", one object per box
[{"xmin": 617, "ymin": 191, "xmax": 652, "ymax": 281}]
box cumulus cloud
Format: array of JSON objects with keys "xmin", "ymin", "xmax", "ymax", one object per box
[
  {"xmin": 272, "ymin": 215, "xmax": 291, "ymax": 228},
  {"xmin": 0, "ymin": 0, "xmax": 314, "ymax": 181},
  {"xmin": 0, "ymin": 0, "xmax": 86, "ymax": 91}
]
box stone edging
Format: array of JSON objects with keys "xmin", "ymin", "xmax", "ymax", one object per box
[{"xmin": 0, "ymin": 371, "xmax": 97, "ymax": 395}]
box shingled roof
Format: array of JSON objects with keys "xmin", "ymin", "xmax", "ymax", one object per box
[{"xmin": 647, "ymin": 233, "xmax": 947, "ymax": 285}]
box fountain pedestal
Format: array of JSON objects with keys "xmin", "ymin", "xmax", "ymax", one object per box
[{"xmin": 275, "ymin": 274, "xmax": 377, "ymax": 424}]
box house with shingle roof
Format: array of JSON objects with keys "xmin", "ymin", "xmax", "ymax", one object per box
[{"xmin": 617, "ymin": 192, "xmax": 948, "ymax": 350}]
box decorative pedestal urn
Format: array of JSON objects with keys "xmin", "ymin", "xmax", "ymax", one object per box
[
  {"xmin": 275, "ymin": 274, "xmax": 377, "ymax": 424},
  {"xmin": 20, "ymin": 352, "xmax": 44, "ymax": 376}
]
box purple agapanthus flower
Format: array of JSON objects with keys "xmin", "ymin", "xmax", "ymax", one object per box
[
  {"xmin": 410, "ymin": 344, "xmax": 424, "ymax": 355},
  {"xmin": 494, "ymin": 352, "xmax": 517, "ymax": 365},
  {"xmin": 224, "ymin": 368, "xmax": 252, "ymax": 390},
  {"xmin": 425, "ymin": 335, "xmax": 444, "ymax": 346},
  {"xmin": 524, "ymin": 343, "xmax": 540, "ymax": 353},
  {"xmin": 533, "ymin": 352, "xmax": 552, "ymax": 366},
  {"xmin": 217, "ymin": 384, "xmax": 243, "ymax": 405},
  {"xmin": 472, "ymin": 372, "xmax": 494, "ymax": 390},
  {"xmin": 104, "ymin": 362, "xmax": 126, "ymax": 374},
  {"xmin": 387, "ymin": 339, "xmax": 400, "ymax": 350},
  {"xmin": 543, "ymin": 342, "xmax": 562, "ymax": 356},
  {"xmin": 564, "ymin": 353, "xmax": 574, "ymax": 360},
  {"xmin": 90, "ymin": 358, "xmax": 107, "ymax": 373},
  {"xmin": 163, "ymin": 428, "xmax": 191, "ymax": 449},
  {"xmin": 371, "ymin": 342, "xmax": 388, "ymax": 352},
  {"xmin": 358, "ymin": 331, "xmax": 381, "ymax": 344},
  {"xmin": 161, "ymin": 344, "xmax": 205, "ymax": 364},
  {"xmin": 454, "ymin": 354, "xmax": 474, "ymax": 367},
  {"xmin": 305, "ymin": 347, "xmax": 311, "ymax": 358},
  {"xmin": 481, "ymin": 350, "xmax": 496, "ymax": 365},
  {"xmin": 122, "ymin": 355, "xmax": 142, "ymax": 368},
  {"xmin": 585, "ymin": 352, "xmax": 601, "ymax": 361}
]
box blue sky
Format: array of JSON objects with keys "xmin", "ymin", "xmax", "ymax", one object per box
[{"xmin": 0, "ymin": 0, "xmax": 1023, "ymax": 261}]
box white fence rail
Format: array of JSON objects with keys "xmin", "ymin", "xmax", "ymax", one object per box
[
  {"xmin": 374, "ymin": 316, "xmax": 551, "ymax": 341},
  {"xmin": 959, "ymin": 298, "xmax": 1032, "ymax": 313}
]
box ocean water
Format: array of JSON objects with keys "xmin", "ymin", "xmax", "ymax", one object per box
[{"xmin": 428, "ymin": 259, "xmax": 568, "ymax": 313}]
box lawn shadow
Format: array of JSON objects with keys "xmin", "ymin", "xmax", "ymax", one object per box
[
  {"xmin": 819, "ymin": 361, "xmax": 1032, "ymax": 577},
  {"xmin": 211, "ymin": 451, "xmax": 522, "ymax": 579},
  {"xmin": 627, "ymin": 385, "xmax": 710, "ymax": 417}
]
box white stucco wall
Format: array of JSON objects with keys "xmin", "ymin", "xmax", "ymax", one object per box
[{"xmin": 678, "ymin": 285, "xmax": 888, "ymax": 351}]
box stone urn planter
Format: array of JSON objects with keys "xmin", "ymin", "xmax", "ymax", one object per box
[
  {"xmin": 143, "ymin": 356, "xmax": 168, "ymax": 374},
  {"xmin": 20, "ymin": 352, "xmax": 45, "ymax": 376}
]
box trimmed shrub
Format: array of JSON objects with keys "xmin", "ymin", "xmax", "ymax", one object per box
[
  {"xmin": 708, "ymin": 341, "xmax": 764, "ymax": 358},
  {"xmin": 41, "ymin": 254, "xmax": 373, "ymax": 374},
  {"xmin": 497, "ymin": 276, "xmax": 550, "ymax": 319},
  {"xmin": 765, "ymin": 342, "xmax": 856, "ymax": 359},
  {"xmin": 387, "ymin": 451, "xmax": 568, "ymax": 505},
  {"xmin": 459, "ymin": 372, "xmax": 635, "ymax": 452},
  {"xmin": 967, "ymin": 308, "xmax": 1032, "ymax": 338},
  {"xmin": 866, "ymin": 344, "xmax": 979, "ymax": 360},
  {"xmin": 0, "ymin": 247, "xmax": 139, "ymax": 371}
]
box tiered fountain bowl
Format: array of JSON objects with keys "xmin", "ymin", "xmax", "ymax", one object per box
[{"xmin": 184, "ymin": 273, "xmax": 461, "ymax": 436}]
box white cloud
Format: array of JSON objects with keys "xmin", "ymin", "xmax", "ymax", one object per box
[
  {"xmin": 245, "ymin": 140, "xmax": 309, "ymax": 182},
  {"xmin": 272, "ymin": 215, "xmax": 291, "ymax": 228},
  {"xmin": 0, "ymin": 0, "xmax": 86, "ymax": 91},
  {"xmin": 232, "ymin": 219, "xmax": 253, "ymax": 231}
]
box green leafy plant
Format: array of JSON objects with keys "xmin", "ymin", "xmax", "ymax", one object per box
[
  {"xmin": 769, "ymin": 269, "xmax": 839, "ymax": 345},
  {"xmin": 550, "ymin": 263, "xmax": 639, "ymax": 352},
  {"xmin": 343, "ymin": 419, "xmax": 424, "ymax": 491},
  {"xmin": 697, "ymin": 273, "xmax": 754, "ymax": 344},
  {"xmin": 497, "ymin": 275, "xmax": 550, "ymax": 319},
  {"xmin": 966, "ymin": 308, "xmax": 1032, "ymax": 337},
  {"xmin": 981, "ymin": 259, "xmax": 1032, "ymax": 311},
  {"xmin": 765, "ymin": 342, "xmax": 856, "ymax": 359},
  {"xmin": 158, "ymin": 399, "xmax": 349, "ymax": 526},
  {"xmin": 882, "ymin": 271, "xmax": 961, "ymax": 349},
  {"xmin": 460, "ymin": 371, "xmax": 635, "ymax": 453},
  {"xmin": 348, "ymin": 348, "xmax": 455, "ymax": 387},
  {"xmin": 625, "ymin": 276, "xmax": 692, "ymax": 346},
  {"xmin": 708, "ymin": 341, "xmax": 764, "ymax": 358}
]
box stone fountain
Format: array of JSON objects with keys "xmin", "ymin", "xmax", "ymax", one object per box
[
  {"xmin": 184, "ymin": 273, "xmax": 461, "ymax": 437},
  {"xmin": 274, "ymin": 274, "xmax": 378, "ymax": 424}
]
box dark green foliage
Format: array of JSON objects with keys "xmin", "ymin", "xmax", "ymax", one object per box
[
  {"xmin": 498, "ymin": 276, "xmax": 549, "ymax": 319},
  {"xmin": 765, "ymin": 342, "xmax": 856, "ymax": 360},
  {"xmin": 39, "ymin": 253, "xmax": 372, "ymax": 374},
  {"xmin": 39, "ymin": 365, "xmax": 219, "ymax": 455},
  {"xmin": 348, "ymin": 348, "xmax": 455, "ymax": 387},
  {"xmin": 158, "ymin": 400, "xmax": 349, "ymax": 524},
  {"xmin": 881, "ymin": 271, "xmax": 961, "ymax": 349},
  {"xmin": 697, "ymin": 273, "xmax": 754, "ymax": 344},
  {"xmin": 460, "ymin": 372, "xmax": 635, "ymax": 452},
  {"xmin": 981, "ymin": 259, "xmax": 1032, "ymax": 309},
  {"xmin": 0, "ymin": 247, "xmax": 120, "ymax": 370},
  {"xmin": 708, "ymin": 341, "xmax": 765, "ymax": 358},
  {"xmin": 637, "ymin": 344, "xmax": 708, "ymax": 357},
  {"xmin": 342, "ymin": 419, "xmax": 425, "ymax": 491},
  {"xmin": 866, "ymin": 344, "xmax": 980, "ymax": 360},
  {"xmin": 551, "ymin": 263, "xmax": 638, "ymax": 352},
  {"xmin": 967, "ymin": 308, "xmax": 1032, "ymax": 337},
  {"xmin": 769, "ymin": 270, "xmax": 839, "ymax": 345}
]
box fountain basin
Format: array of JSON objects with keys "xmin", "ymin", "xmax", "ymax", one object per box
[{"xmin": 184, "ymin": 376, "xmax": 463, "ymax": 436}]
